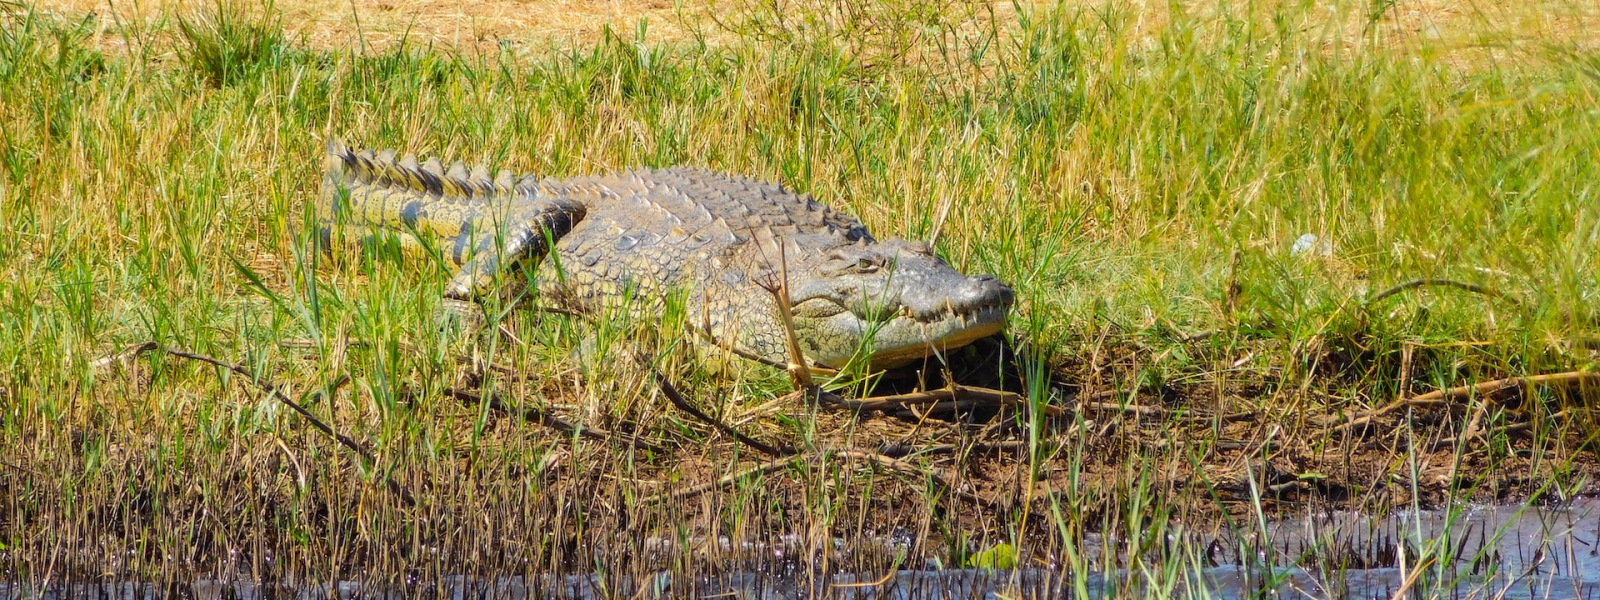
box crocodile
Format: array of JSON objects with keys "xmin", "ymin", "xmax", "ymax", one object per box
[{"xmin": 317, "ymin": 139, "xmax": 1014, "ymax": 370}]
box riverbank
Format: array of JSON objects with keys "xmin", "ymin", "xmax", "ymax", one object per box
[{"xmin": 2, "ymin": 0, "xmax": 1598, "ymax": 587}]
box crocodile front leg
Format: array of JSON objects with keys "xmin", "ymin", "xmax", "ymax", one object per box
[
  {"xmin": 437, "ymin": 198, "xmax": 587, "ymax": 334},
  {"xmin": 443, "ymin": 198, "xmax": 586, "ymax": 301}
]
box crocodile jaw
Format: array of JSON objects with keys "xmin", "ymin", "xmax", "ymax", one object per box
[
  {"xmin": 793, "ymin": 301, "xmax": 1011, "ymax": 370},
  {"xmin": 857, "ymin": 304, "xmax": 1010, "ymax": 369}
]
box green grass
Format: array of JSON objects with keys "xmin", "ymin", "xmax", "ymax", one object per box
[{"xmin": 1, "ymin": 0, "xmax": 1598, "ymax": 590}]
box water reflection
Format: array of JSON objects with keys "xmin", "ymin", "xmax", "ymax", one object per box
[{"xmin": 5, "ymin": 498, "xmax": 1596, "ymax": 599}]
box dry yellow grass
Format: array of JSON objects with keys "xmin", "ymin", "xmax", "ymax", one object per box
[
  {"xmin": 20, "ymin": 0, "xmax": 1598, "ymax": 57},
  {"xmin": 5, "ymin": 0, "xmax": 1600, "ymax": 585},
  {"xmin": 23, "ymin": 0, "xmax": 704, "ymax": 53}
]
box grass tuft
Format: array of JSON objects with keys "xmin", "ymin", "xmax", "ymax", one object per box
[{"xmin": 175, "ymin": 0, "xmax": 285, "ymax": 88}]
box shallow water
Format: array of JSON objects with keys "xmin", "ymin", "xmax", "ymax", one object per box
[
  {"xmin": 5, "ymin": 568, "xmax": 1597, "ymax": 600},
  {"xmin": 6, "ymin": 498, "xmax": 1597, "ymax": 599}
]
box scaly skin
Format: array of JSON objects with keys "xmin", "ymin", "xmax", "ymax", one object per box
[{"xmin": 318, "ymin": 139, "xmax": 1014, "ymax": 370}]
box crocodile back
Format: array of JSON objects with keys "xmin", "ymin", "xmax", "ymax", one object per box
[{"xmin": 535, "ymin": 168, "xmax": 872, "ymax": 318}]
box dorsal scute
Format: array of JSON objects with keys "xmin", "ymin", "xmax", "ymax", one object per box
[
  {"xmin": 514, "ymin": 174, "xmax": 542, "ymax": 197},
  {"xmin": 325, "ymin": 138, "xmax": 537, "ymax": 202},
  {"xmin": 629, "ymin": 166, "xmax": 872, "ymax": 245}
]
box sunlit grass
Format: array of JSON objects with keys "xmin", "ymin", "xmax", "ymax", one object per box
[{"xmin": 0, "ymin": 0, "xmax": 1597, "ymax": 591}]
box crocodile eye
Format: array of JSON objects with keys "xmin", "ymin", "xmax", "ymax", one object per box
[
  {"xmin": 824, "ymin": 255, "xmax": 878, "ymax": 276},
  {"xmin": 845, "ymin": 258, "xmax": 884, "ymax": 274}
]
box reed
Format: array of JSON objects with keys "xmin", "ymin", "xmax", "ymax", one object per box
[{"xmin": 1, "ymin": 0, "xmax": 1597, "ymax": 593}]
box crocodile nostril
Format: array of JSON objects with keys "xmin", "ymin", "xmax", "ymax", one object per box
[
  {"xmin": 971, "ymin": 275, "xmax": 1015, "ymax": 305},
  {"xmin": 996, "ymin": 285, "xmax": 1015, "ymax": 305}
]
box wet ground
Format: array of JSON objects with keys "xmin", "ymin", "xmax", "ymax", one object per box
[{"xmin": 5, "ymin": 498, "xmax": 1595, "ymax": 599}]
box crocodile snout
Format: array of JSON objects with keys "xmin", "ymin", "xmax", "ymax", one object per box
[
  {"xmin": 940, "ymin": 273, "xmax": 1014, "ymax": 320},
  {"xmin": 897, "ymin": 273, "xmax": 1014, "ymax": 323},
  {"xmin": 970, "ymin": 274, "xmax": 1014, "ymax": 307}
]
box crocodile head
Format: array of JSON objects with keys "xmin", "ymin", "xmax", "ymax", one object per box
[{"xmin": 781, "ymin": 238, "xmax": 1014, "ymax": 370}]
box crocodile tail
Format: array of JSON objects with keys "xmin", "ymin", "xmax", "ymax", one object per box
[
  {"xmin": 322, "ymin": 137, "xmax": 545, "ymax": 201},
  {"xmin": 324, "ymin": 137, "xmax": 355, "ymax": 185}
]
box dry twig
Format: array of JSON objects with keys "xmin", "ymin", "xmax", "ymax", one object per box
[
  {"xmin": 1366, "ymin": 278, "xmax": 1519, "ymax": 308},
  {"xmin": 1331, "ymin": 371, "xmax": 1597, "ymax": 434},
  {"xmin": 651, "ymin": 369, "xmax": 792, "ymax": 458},
  {"xmin": 106, "ymin": 343, "xmax": 416, "ymax": 506},
  {"xmin": 877, "ymin": 440, "xmax": 1031, "ymax": 458},
  {"xmin": 445, "ymin": 387, "xmax": 663, "ymax": 454},
  {"xmin": 771, "ymin": 245, "xmax": 814, "ymax": 387},
  {"xmin": 826, "ymin": 384, "xmax": 1065, "ymax": 417},
  {"xmin": 1405, "ymin": 371, "xmax": 1598, "ymax": 405}
]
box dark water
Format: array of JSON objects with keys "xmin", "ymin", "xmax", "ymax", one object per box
[{"xmin": 6, "ymin": 498, "xmax": 1597, "ymax": 599}]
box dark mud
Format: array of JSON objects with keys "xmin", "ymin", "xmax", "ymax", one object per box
[{"xmin": 6, "ymin": 498, "xmax": 1595, "ymax": 599}]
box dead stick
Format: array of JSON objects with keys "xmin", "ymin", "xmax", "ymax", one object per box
[
  {"xmin": 1366, "ymin": 278, "xmax": 1518, "ymax": 308},
  {"xmin": 89, "ymin": 341, "xmax": 159, "ymax": 369},
  {"xmin": 653, "ymin": 369, "xmax": 792, "ymax": 458},
  {"xmin": 147, "ymin": 345, "xmax": 416, "ymax": 506},
  {"xmin": 807, "ymin": 449, "xmax": 994, "ymax": 508},
  {"xmin": 842, "ymin": 388, "xmax": 957, "ymax": 411},
  {"xmin": 894, "ymin": 399, "xmax": 984, "ymax": 416},
  {"xmin": 1080, "ymin": 401, "xmax": 1168, "ymax": 416},
  {"xmin": 1078, "ymin": 400, "xmax": 1253, "ymax": 423},
  {"xmin": 833, "ymin": 385, "xmax": 1065, "ymax": 417},
  {"xmin": 1332, "ymin": 371, "xmax": 1597, "ymax": 434},
  {"xmin": 0, "ymin": 459, "xmax": 43, "ymax": 478},
  {"xmin": 834, "ymin": 449, "xmax": 952, "ymax": 483},
  {"xmin": 878, "ymin": 440, "xmax": 1031, "ymax": 458},
  {"xmin": 1406, "ymin": 371, "xmax": 1598, "ymax": 404},
  {"xmin": 444, "ymin": 387, "xmax": 661, "ymax": 454},
  {"xmin": 773, "ymin": 245, "xmax": 814, "ymax": 388},
  {"xmin": 955, "ymin": 385, "xmax": 1066, "ymax": 417}
]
